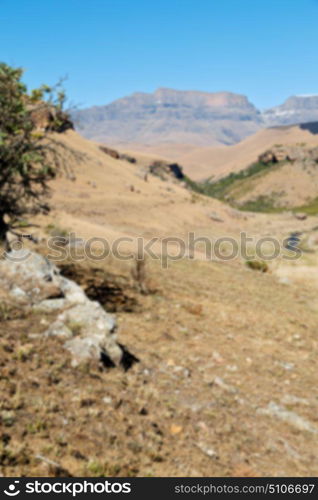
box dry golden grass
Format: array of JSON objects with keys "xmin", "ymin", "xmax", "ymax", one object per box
[{"xmin": 1, "ymin": 129, "xmax": 318, "ymax": 477}]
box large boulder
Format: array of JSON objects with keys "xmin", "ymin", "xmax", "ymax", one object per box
[
  {"xmin": 0, "ymin": 250, "xmax": 123, "ymax": 367},
  {"xmin": 99, "ymin": 145, "xmax": 120, "ymax": 159},
  {"xmin": 29, "ymin": 103, "xmax": 74, "ymax": 133},
  {"xmin": 149, "ymin": 160, "xmax": 184, "ymax": 181}
]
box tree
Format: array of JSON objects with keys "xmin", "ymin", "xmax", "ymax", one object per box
[{"xmin": 0, "ymin": 62, "xmax": 72, "ymax": 242}]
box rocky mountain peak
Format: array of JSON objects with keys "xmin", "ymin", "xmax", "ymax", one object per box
[
  {"xmin": 72, "ymin": 89, "xmax": 318, "ymax": 147},
  {"xmin": 73, "ymin": 88, "xmax": 261, "ymax": 147}
]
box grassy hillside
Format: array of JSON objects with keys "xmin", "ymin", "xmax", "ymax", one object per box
[
  {"xmin": 186, "ymin": 144, "xmax": 318, "ymax": 214},
  {"xmin": 185, "ymin": 159, "xmax": 285, "ymax": 212},
  {"xmin": 2, "ymin": 129, "xmax": 318, "ymax": 477}
]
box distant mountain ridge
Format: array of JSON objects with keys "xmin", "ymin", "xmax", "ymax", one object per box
[
  {"xmin": 263, "ymin": 95, "xmax": 318, "ymax": 126},
  {"xmin": 72, "ymin": 89, "xmax": 318, "ymax": 147}
]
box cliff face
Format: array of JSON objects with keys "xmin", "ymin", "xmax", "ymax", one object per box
[
  {"xmin": 73, "ymin": 90, "xmax": 318, "ymax": 147},
  {"xmin": 263, "ymin": 95, "xmax": 318, "ymax": 126},
  {"xmin": 73, "ymin": 88, "xmax": 262, "ymax": 146}
]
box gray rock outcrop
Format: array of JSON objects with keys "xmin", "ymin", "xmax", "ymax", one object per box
[{"xmin": 0, "ymin": 250, "xmax": 123, "ymax": 366}]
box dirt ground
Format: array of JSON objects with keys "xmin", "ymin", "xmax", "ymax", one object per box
[
  {"xmin": 1, "ymin": 130, "xmax": 318, "ymax": 477},
  {"xmin": 1, "ymin": 254, "xmax": 318, "ymax": 477}
]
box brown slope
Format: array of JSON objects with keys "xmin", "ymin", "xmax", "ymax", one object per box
[
  {"xmin": 178, "ymin": 123, "xmax": 318, "ymax": 180},
  {"xmin": 31, "ymin": 129, "xmax": 318, "ymax": 256},
  {"xmin": 38, "ymin": 130, "xmax": 238, "ymax": 249},
  {"xmin": 4, "ymin": 129, "xmax": 318, "ymax": 478}
]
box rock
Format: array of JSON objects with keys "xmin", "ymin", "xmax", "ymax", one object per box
[
  {"xmin": 72, "ymin": 88, "xmax": 261, "ymax": 148},
  {"xmin": 170, "ymin": 424, "xmax": 183, "ymax": 435},
  {"xmin": 278, "ymin": 276, "xmax": 292, "ymax": 286},
  {"xmin": 306, "ymin": 233, "xmax": 318, "ymax": 250},
  {"xmin": 9, "ymin": 286, "xmax": 28, "ymax": 303},
  {"xmin": 64, "ymin": 338, "xmax": 102, "ymax": 366},
  {"xmin": 48, "ymin": 298, "xmax": 121, "ymax": 367},
  {"xmin": 275, "ymin": 361, "xmax": 294, "ymax": 371},
  {"xmin": 212, "ymin": 351, "xmax": 225, "ymax": 364},
  {"xmin": 226, "ymin": 364, "xmax": 238, "ymax": 372},
  {"xmin": 102, "ymin": 396, "xmax": 113, "ymax": 405},
  {"xmin": 196, "ymin": 442, "xmax": 218, "ymax": 459},
  {"xmin": 294, "ymin": 212, "xmax": 307, "ymax": 221},
  {"xmin": 0, "ymin": 250, "xmax": 124, "ymax": 367},
  {"xmin": 59, "ymin": 277, "xmax": 87, "ymax": 305},
  {"xmin": 33, "ymin": 298, "xmax": 67, "ymax": 313},
  {"xmin": 258, "ymin": 145, "xmax": 301, "ymax": 165},
  {"xmin": 257, "ymin": 402, "xmax": 317, "ymax": 433},
  {"xmin": 99, "ymin": 145, "xmax": 120, "ymax": 159},
  {"xmin": 173, "ymin": 366, "xmax": 191, "ymax": 378},
  {"xmin": 213, "ymin": 376, "xmax": 237, "ymax": 394},
  {"xmin": 65, "ymin": 332, "xmax": 122, "ymax": 367},
  {"xmin": 44, "ymin": 321, "xmax": 73, "ymax": 339},
  {"xmin": 258, "ymin": 150, "xmax": 279, "ymax": 164},
  {"xmin": 149, "ymin": 160, "xmax": 184, "ymax": 181},
  {"xmin": 57, "ymin": 301, "xmax": 116, "ymax": 333},
  {"xmin": 281, "ymin": 394, "xmax": 310, "ymax": 407},
  {"xmin": 29, "ymin": 103, "xmax": 74, "ymax": 133},
  {"xmin": 0, "ymin": 250, "xmax": 64, "ymax": 304},
  {"xmin": 208, "ymin": 211, "xmax": 224, "ymax": 223},
  {"xmin": 0, "ymin": 250, "xmax": 59, "ymax": 282},
  {"xmin": 119, "ymin": 153, "xmax": 136, "ymax": 164},
  {"xmin": 1, "ymin": 410, "xmax": 16, "ymax": 427}
]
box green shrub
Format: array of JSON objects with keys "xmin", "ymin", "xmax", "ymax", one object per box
[
  {"xmin": 245, "ymin": 259, "xmax": 269, "ymax": 273},
  {"xmin": 0, "ymin": 62, "xmax": 71, "ymax": 240},
  {"xmin": 184, "ymin": 161, "xmax": 278, "ymax": 201},
  {"xmin": 238, "ymin": 195, "xmax": 283, "ymax": 213}
]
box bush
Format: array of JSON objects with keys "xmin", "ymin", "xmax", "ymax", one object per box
[
  {"xmin": 0, "ymin": 63, "xmax": 71, "ymax": 241},
  {"xmin": 245, "ymin": 259, "xmax": 269, "ymax": 273}
]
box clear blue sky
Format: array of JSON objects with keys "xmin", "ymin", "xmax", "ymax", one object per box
[{"xmin": 1, "ymin": 0, "xmax": 317, "ymax": 109}]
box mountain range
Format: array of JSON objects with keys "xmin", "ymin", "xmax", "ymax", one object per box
[{"xmin": 73, "ymin": 88, "xmax": 318, "ymax": 148}]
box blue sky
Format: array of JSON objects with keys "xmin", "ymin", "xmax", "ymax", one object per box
[{"xmin": 1, "ymin": 0, "xmax": 317, "ymax": 109}]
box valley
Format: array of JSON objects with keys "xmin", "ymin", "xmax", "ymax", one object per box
[{"xmin": 1, "ymin": 128, "xmax": 318, "ymax": 477}]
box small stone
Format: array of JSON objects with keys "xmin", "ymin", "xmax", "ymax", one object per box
[
  {"xmin": 278, "ymin": 276, "xmax": 292, "ymax": 286},
  {"xmin": 208, "ymin": 211, "xmax": 224, "ymax": 223},
  {"xmin": 44, "ymin": 321, "xmax": 73, "ymax": 339},
  {"xmin": 170, "ymin": 424, "xmax": 183, "ymax": 435},
  {"xmin": 196, "ymin": 442, "xmax": 218, "ymax": 458},
  {"xmin": 213, "ymin": 376, "xmax": 237, "ymax": 394},
  {"xmin": 226, "ymin": 364, "xmax": 238, "ymax": 372},
  {"xmin": 102, "ymin": 396, "xmax": 112, "ymax": 405},
  {"xmin": 276, "ymin": 361, "xmax": 294, "ymax": 371},
  {"xmin": 9, "ymin": 286, "xmax": 28, "ymax": 302},
  {"xmin": 212, "ymin": 351, "xmax": 224, "ymax": 364},
  {"xmin": 294, "ymin": 212, "xmax": 307, "ymax": 221},
  {"xmin": 1, "ymin": 411, "xmax": 15, "ymax": 427}
]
